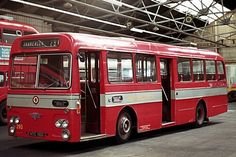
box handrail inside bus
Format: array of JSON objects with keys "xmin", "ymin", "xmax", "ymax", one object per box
[{"xmin": 161, "ymin": 86, "xmax": 169, "ymax": 102}]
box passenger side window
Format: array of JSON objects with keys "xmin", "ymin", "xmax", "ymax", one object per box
[
  {"xmin": 0, "ymin": 72, "xmax": 4, "ymax": 87},
  {"xmin": 217, "ymin": 61, "xmax": 225, "ymax": 80},
  {"xmin": 107, "ymin": 52, "xmax": 133, "ymax": 83},
  {"xmin": 178, "ymin": 58, "xmax": 192, "ymax": 82},
  {"xmin": 136, "ymin": 54, "xmax": 156, "ymax": 82},
  {"xmin": 193, "ymin": 59, "xmax": 204, "ymax": 81},
  {"xmin": 206, "ymin": 60, "xmax": 216, "ymax": 81}
]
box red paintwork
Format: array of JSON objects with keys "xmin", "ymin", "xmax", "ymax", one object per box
[
  {"xmin": 8, "ymin": 107, "xmax": 80, "ymax": 142},
  {"xmin": 8, "ymin": 33, "xmax": 227, "ymax": 142},
  {"xmin": 0, "ymin": 19, "xmax": 38, "ymax": 112},
  {"xmin": 0, "ymin": 19, "xmax": 38, "ymax": 34},
  {"xmin": 0, "ymin": 19, "xmax": 38, "ymax": 48}
]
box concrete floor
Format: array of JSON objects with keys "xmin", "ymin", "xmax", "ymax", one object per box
[{"xmin": 0, "ymin": 103, "xmax": 236, "ymax": 157}]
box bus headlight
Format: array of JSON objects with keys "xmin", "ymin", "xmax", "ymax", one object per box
[
  {"xmin": 55, "ymin": 119, "xmax": 69, "ymax": 128},
  {"xmin": 61, "ymin": 129, "xmax": 70, "ymax": 141},
  {"xmin": 14, "ymin": 117, "xmax": 20, "ymax": 124},
  {"xmin": 9, "ymin": 117, "xmax": 15, "ymax": 124},
  {"xmin": 61, "ymin": 120, "xmax": 69, "ymax": 128},
  {"xmin": 9, "ymin": 116, "xmax": 20, "ymax": 124},
  {"xmin": 55, "ymin": 119, "xmax": 62, "ymax": 128},
  {"xmin": 9, "ymin": 125, "xmax": 16, "ymax": 136}
]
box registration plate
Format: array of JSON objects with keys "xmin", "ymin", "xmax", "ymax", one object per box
[{"xmin": 28, "ymin": 132, "xmax": 47, "ymax": 137}]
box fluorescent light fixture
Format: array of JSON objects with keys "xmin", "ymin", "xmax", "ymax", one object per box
[
  {"xmin": 190, "ymin": 42, "xmax": 197, "ymax": 46},
  {"xmin": 102, "ymin": 0, "xmax": 122, "ymax": 7},
  {"xmin": 0, "ymin": 15, "xmax": 13, "ymax": 21},
  {"xmin": 130, "ymin": 28, "xmax": 144, "ymax": 33},
  {"xmin": 151, "ymin": 0, "xmax": 167, "ymax": 3},
  {"xmin": 10, "ymin": 0, "xmax": 126, "ymax": 28}
]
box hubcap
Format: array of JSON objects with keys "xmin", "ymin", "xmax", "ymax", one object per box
[{"xmin": 121, "ymin": 117, "xmax": 131, "ymax": 134}]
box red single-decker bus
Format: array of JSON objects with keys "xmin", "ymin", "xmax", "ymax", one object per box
[{"xmin": 7, "ymin": 33, "xmax": 227, "ymax": 142}]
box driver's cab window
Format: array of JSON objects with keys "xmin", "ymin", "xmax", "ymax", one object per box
[{"xmin": 38, "ymin": 54, "xmax": 70, "ymax": 88}]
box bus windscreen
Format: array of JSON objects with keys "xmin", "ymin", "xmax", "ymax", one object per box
[{"xmin": 10, "ymin": 54, "xmax": 71, "ymax": 89}]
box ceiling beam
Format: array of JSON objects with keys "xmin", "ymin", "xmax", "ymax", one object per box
[
  {"xmin": 9, "ymin": 0, "xmax": 190, "ymax": 43},
  {"xmin": 69, "ymin": 0, "xmax": 228, "ymax": 47},
  {"xmin": 0, "ymin": 8, "xmax": 158, "ymax": 42},
  {"xmin": 9, "ymin": 0, "xmax": 229, "ymax": 47}
]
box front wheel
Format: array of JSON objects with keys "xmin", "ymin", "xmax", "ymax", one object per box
[
  {"xmin": 0, "ymin": 101, "xmax": 7, "ymax": 125},
  {"xmin": 116, "ymin": 111, "xmax": 132, "ymax": 143},
  {"xmin": 195, "ymin": 104, "xmax": 206, "ymax": 127}
]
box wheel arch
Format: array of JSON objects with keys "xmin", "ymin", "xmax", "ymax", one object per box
[
  {"xmin": 196, "ymin": 99, "xmax": 208, "ymax": 119},
  {"xmin": 0, "ymin": 98, "xmax": 7, "ymax": 125},
  {"xmin": 117, "ymin": 106, "xmax": 138, "ymax": 132}
]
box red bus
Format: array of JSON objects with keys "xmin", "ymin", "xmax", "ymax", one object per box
[
  {"xmin": 7, "ymin": 33, "xmax": 227, "ymax": 142},
  {"xmin": 0, "ymin": 16, "xmax": 38, "ymax": 125}
]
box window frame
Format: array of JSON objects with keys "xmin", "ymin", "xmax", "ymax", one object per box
[
  {"xmin": 135, "ymin": 53, "xmax": 157, "ymax": 83},
  {"xmin": 107, "ymin": 51, "xmax": 134, "ymax": 84},
  {"xmin": 10, "ymin": 53, "xmax": 72, "ymax": 89},
  {"xmin": 205, "ymin": 60, "xmax": 216, "ymax": 81},
  {"xmin": 217, "ymin": 61, "xmax": 225, "ymax": 81},
  {"xmin": 192, "ymin": 59, "xmax": 205, "ymax": 82},
  {"xmin": 177, "ymin": 57, "xmax": 192, "ymax": 82}
]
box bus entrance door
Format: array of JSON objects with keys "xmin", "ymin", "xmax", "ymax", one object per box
[
  {"xmin": 79, "ymin": 51, "xmax": 100, "ymax": 136},
  {"xmin": 160, "ymin": 58, "xmax": 173, "ymax": 123}
]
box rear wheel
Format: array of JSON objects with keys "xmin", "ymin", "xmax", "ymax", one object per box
[
  {"xmin": 195, "ymin": 103, "xmax": 205, "ymax": 127},
  {"xmin": 0, "ymin": 101, "xmax": 7, "ymax": 125},
  {"xmin": 116, "ymin": 111, "xmax": 132, "ymax": 143}
]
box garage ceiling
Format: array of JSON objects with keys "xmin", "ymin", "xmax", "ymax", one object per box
[{"xmin": 0, "ymin": 0, "xmax": 235, "ymax": 47}]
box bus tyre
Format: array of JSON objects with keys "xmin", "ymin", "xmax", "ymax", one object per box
[
  {"xmin": 195, "ymin": 103, "xmax": 205, "ymax": 127},
  {"xmin": 116, "ymin": 111, "xmax": 132, "ymax": 143},
  {"xmin": 0, "ymin": 101, "xmax": 7, "ymax": 125}
]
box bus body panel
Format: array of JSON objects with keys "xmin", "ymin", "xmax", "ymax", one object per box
[
  {"xmin": 7, "ymin": 93, "xmax": 81, "ymax": 142},
  {"xmin": 100, "ymin": 102, "xmax": 163, "ymax": 136},
  {"xmin": 8, "ymin": 107, "xmax": 80, "ymax": 142}
]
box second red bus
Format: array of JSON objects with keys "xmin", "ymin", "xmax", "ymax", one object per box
[{"xmin": 0, "ymin": 16, "xmax": 38, "ymax": 124}]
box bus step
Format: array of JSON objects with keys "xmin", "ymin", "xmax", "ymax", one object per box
[
  {"xmin": 162, "ymin": 121, "xmax": 175, "ymax": 128},
  {"xmin": 80, "ymin": 133, "xmax": 107, "ymax": 142}
]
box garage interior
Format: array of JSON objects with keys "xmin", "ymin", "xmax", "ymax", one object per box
[
  {"xmin": 0, "ymin": 0, "xmax": 235, "ymax": 50},
  {"xmin": 0, "ymin": 0, "xmax": 236, "ymax": 157}
]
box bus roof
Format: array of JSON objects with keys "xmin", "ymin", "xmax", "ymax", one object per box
[
  {"xmin": 0, "ymin": 19, "xmax": 38, "ymax": 33},
  {"xmin": 11, "ymin": 32, "xmax": 222, "ymax": 60}
]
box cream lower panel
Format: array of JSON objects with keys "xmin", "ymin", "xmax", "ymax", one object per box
[
  {"xmin": 100, "ymin": 90, "xmax": 163, "ymax": 107},
  {"xmin": 7, "ymin": 94, "xmax": 80, "ymax": 109}
]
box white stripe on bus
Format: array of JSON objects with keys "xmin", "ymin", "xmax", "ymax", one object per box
[
  {"xmin": 100, "ymin": 90, "xmax": 162, "ymax": 107},
  {"xmin": 173, "ymin": 87, "xmax": 227, "ymax": 100},
  {"xmin": 7, "ymin": 94, "xmax": 80, "ymax": 109},
  {"xmin": 7, "ymin": 87, "xmax": 227, "ymax": 108},
  {"xmin": 102, "ymin": 87, "xmax": 227, "ymax": 107}
]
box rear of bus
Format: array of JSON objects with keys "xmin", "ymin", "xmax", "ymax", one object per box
[{"xmin": 7, "ymin": 33, "xmax": 81, "ymax": 142}]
